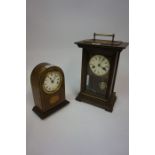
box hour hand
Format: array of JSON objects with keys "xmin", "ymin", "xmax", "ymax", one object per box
[
  {"xmin": 102, "ymin": 67, "xmax": 106, "ymax": 71},
  {"xmin": 50, "ymin": 78, "xmax": 54, "ymax": 83}
]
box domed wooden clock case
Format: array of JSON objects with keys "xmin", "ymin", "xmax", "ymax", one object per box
[{"xmin": 31, "ymin": 63, "xmax": 69, "ymax": 119}]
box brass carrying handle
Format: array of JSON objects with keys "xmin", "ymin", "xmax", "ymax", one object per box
[{"xmin": 93, "ymin": 33, "xmax": 115, "ymax": 42}]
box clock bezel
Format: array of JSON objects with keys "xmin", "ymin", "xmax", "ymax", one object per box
[
  {"xmin": 42, "ymin": 71, "xmax": 63, "ymax": 94},
  {"xmin": 39, "ymin": 66, "xmax": 64, "ymax": 95},
  {"xmin": 89, "ymin": 54, "xmax": 110, "ymax": 77}
]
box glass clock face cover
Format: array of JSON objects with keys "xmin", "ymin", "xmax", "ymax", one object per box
[
  {"xmin": 89, "ymin": 55, "xmax": 110, "ymax": 76},
  {"xmin": 86, "ymin": 54, "xmax": 110, "ymax": 97},
  {"xmin": 42, "ymin": 71, "xmax": 62, "ymax": 94}
]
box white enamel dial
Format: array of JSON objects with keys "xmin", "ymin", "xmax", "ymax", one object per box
[
  {"xmin": 42, "ymin": 71, "xmax": 62, "ymax": 94},
  {"xmin": 89, "ymin": 55, "xmax": 110, "ymax": 76}
]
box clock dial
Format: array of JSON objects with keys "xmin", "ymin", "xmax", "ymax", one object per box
[
  {"xmin": 43, "ymin": 71, "xmax": 62, "ymax": 94},
  {"xmin": 89, "ymin": 55, "xmax": 110, "ymax": 76}
]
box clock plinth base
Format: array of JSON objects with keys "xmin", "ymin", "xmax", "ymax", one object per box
[
  {"xmin": 76, "ymin": 92, "xmax": 116, "ymax": 112},
  {"xmin": 32, "ymin": 100, "xmax": 69, "ymax": 119}
]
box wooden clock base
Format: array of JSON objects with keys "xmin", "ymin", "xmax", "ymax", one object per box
[
  {"xmin": 32, "ymin": 100, "xmax": 69, "ymax": 119},
  {"xmin": 76, "ymin": 92, "xmax": 116, "ymax": 112}
]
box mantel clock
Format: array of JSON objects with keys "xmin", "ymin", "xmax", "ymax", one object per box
[
  {"xmin": 75, "ymin": 33, "xmax": 128, "ymax": 112},
  {"xmin": 31, "ymin": 63, "xmax": 69, "ymax": 119}
]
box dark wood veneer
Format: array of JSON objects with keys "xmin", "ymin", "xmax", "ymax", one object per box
[{"xmin": 75, "ymin": 35, "xmax": 128, "ymax": 112}]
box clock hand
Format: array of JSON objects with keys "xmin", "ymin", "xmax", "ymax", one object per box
[
  {"xmin": 53, "ymin": 75, "xmax": 57, "ymax": 81},
  {"xmin": 50, "ymin": 79, "xmax": 54, "ymax": 83},
  {"xmin": 102, "ymin": 67, "xmax": 106, "ymax": 71}
]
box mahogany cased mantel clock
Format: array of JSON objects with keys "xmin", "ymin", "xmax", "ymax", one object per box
[
  {"xmin": 75, "ymin": 33, "xmax": 128, "ymax": 112},
  {"xmin": 31, "ymin": 63, "xmax": 69, "ymax": 119}
]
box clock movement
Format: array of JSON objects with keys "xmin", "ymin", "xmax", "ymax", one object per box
[
  {"xmin": 31, "ymin": 63, "xmax": 69, "ymax": 119},
  {"xmin": 75, "ymin": 33, "xmax": 128, "ymax": 112}
]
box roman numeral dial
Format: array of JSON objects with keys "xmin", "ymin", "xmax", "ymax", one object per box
[{"xmin": 89, "ymin": 55, "xmax": 110, "ymax": 76}]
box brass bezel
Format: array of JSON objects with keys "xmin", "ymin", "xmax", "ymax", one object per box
[{"xmin": 42, "ymin": 71, "xmax": 63, "ymax": 94}]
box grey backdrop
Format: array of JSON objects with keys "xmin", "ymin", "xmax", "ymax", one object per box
[{"xmin": 27, "ymin": 0, "xmax": 129, "ymax": 155}]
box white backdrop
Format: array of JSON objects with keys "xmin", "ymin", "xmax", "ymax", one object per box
[{"xmin": 27, "ymin": 0, "xmax": 129, "ymax": 155}]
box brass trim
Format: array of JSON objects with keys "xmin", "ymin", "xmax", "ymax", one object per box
[
  {"xmin": 42, "ymin": 71, "xmax": 63, "ymax": 94},
  {"xmin": 93, "ymin": 33, "xmax": 115, "ymax": 42}
]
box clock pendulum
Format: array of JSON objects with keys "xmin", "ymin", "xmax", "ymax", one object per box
[
  {"xmin": 31, "ymin": 63, "xmax": 69, "ymax": 119},
  {"xmin": 75, "ymin": 33, "xmax": 128, "ymax": 112}
]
